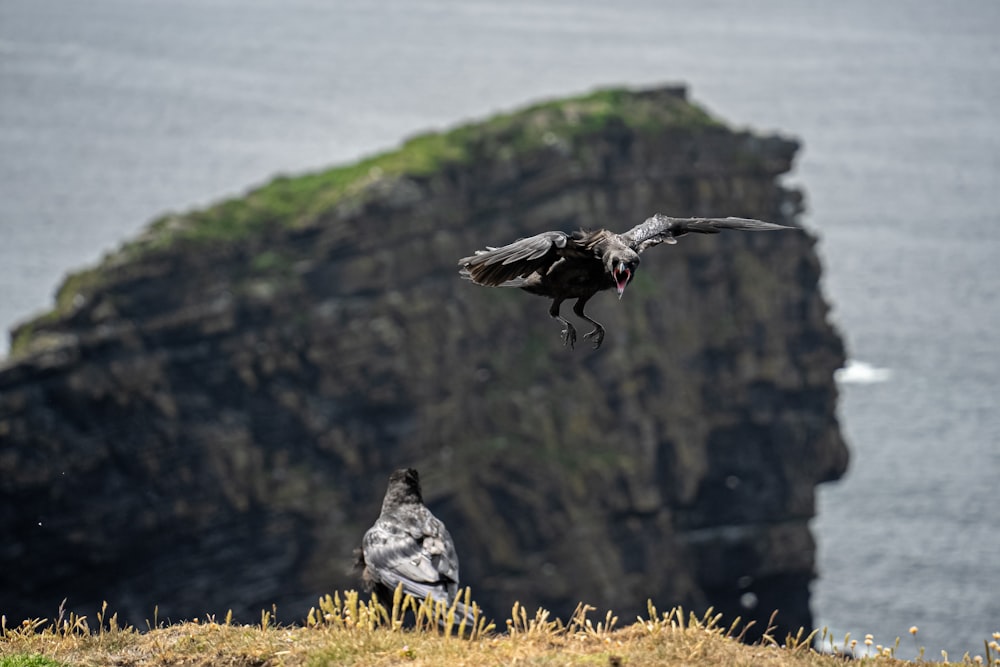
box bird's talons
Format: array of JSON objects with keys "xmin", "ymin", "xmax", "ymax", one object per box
[
  {"xmin": 560, "ymin": 324, "xmax": 577, "ymax": 349},
  {"xmin": 583, "ymin": 327, "xmax": 605, "ymax": 349}
]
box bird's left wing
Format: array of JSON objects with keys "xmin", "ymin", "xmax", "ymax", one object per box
[
  {"xmin": 458, "ymin": 230, "xmax": 591, "ymax": 286},
  {"xmin": 621, "ymin": 214, "xmax": 794, "ymax": 253},
  {"xmin": 362, "ymin": 511, "xmax": 460, "ymax": 603},
  {"xmin": 364, "ymin": 521, "xmax": 440, "ymax": 582}
]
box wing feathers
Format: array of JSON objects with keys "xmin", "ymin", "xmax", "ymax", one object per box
[
  {"xmin": 362, "ymin": 510, "xmax": 473, "ymax": 621},
  {"xmin": 459, "ymin": 214, "xmax": 793, "ymax": 284},
  {"xmin": 362, "ymin": 507, "xmax": 460, "ymax": 592},
  {"xmin": 458, "ymin": 231, "xmax": 581, "ymax": 286},
  {"xmin": 622, "ymin": 214, "xmax": 793, "ymax": 253}
]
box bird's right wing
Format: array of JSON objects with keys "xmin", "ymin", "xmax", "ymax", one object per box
[
  {"xmin": 362, "ymin": 513, "xmax": 475, "ymax": 623},
  {"xmin": 363, "ymin": 523, "xmax": 442, "ymax": 590},
  {"xmin": 621, "ymin": 214, "xmax": 794, "ymax": 253},
  {"xmin": 362, "ymin": 511, "xmax": 462, "ymax": 605},
  {"xmin": 458, "ymin": 231, "xmax": 590, "ymax": 286}
]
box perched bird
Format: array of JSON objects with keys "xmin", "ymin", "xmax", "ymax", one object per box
[
  {"xmin": 459, "ymin": 214, "xmax": 794, "ymax": 349},
  {"xmin": 355, "ymin": 468, "xmax": 473, "ymax": 623}
]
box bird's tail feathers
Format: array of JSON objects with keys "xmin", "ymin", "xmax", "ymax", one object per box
[
  {"xmin": 448, "ymin": 599, "xmax": 477, "ymax": 627},
  {"xmin": 396, "ymin": 581, "xmax": 477, "ymax": 626}
]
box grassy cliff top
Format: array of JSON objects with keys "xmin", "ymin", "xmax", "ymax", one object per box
[
  {"xmin": 3, "ymin": 593, "xmax": 984, "ymax": 667},
  {"xmin": 138, "ymin": 85, "xmax": 716, "ymax": 247},
  {"xmin": 22, "ymin": 86, "xmax": 716, "ymax": 330}
]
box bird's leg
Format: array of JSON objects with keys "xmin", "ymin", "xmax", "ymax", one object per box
[
  {"xmin": 549, "ymin": 298, "xmax": 577, "ymax": 348},
  {"xmin": 573, "ymin": 296, "xmax": 605, "ymax": 349}
]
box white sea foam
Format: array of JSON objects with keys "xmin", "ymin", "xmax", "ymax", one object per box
[{"xmin": 834, "ymin": 360, "xmax": 892, "ymax": 384}]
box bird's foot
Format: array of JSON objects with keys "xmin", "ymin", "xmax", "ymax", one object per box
[
  {"xmin": 560, "ymin": 323, "xmax": 577, "ymax": 349},
  {"xmin": 583, "ymin": 326, "xmax": 605, "ymax": 349}
]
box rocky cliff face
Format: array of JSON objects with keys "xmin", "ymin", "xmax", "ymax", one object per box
[{"xmin": 0, "ymin": 86, "xmax": 847, "ymax": 639}]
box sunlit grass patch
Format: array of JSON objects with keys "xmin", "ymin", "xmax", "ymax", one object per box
[
  {"xmin": 304, "ymin": 585, "xmax": 494, "ymax": 640},
  {"xmin": 0, "ymin": 655, "xmax": 68, "ymax": 667},
  {"xmin": 3, "ymin": 84, "xmax": 728, "ymax": 354},
  {"xmin": 3, "ymin": 595, "xmax": 998, "ymax": 666}
]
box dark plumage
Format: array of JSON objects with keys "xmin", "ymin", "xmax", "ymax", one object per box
[
  {"xmin": 355, "ymin": 468, "xmax": 472, "ymax": 622},
  {"xmin": 459, "ymin": 214, "xmax": 794, "ymax": 348}
]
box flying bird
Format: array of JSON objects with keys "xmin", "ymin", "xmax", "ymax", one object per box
[
  {"xmin": 459, "ymin": 214, "xmax": 794, "ymax": 349},
  {"xmin": 355, "ymin": 468, "xmax": 473, "ymax": 623}
]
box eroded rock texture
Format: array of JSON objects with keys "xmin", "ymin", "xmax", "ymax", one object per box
[{"xmin": 0, "ymin": 86, "xmax": 846, "ymax": 638}]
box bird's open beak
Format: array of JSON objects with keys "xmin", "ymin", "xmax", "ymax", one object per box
[{"xmin": 614, "ymin": 262, "xmax": 631, "ymax": 298}]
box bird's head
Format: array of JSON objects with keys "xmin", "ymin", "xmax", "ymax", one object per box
[
  {"xmin": 383, "ymin": 467, "xmax": 423, "ymax": 508},
  {"xmin": 608, "ymin": 252, "xmax": 639, "ymax": 298}
]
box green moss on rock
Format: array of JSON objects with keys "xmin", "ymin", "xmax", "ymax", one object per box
[
  {"xmin": 8, "ymin": 86, "xmax": 721, "ymax": 358},
  {"xmin": 113, "ymin": 87, "xmax": 719, "ymax": 252}
]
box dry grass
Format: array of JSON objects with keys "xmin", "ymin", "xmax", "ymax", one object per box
[{"xmin": 2, "ymin": 592, "xmax": 998, "ymax": 667}]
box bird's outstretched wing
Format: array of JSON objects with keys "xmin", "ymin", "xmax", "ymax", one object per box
[
  {"xmin": 362, "ymin": 510, "xmax": 460, "ymax": 605},
  {"xmin": 458, "ymin": 230, "xmax": 592, "ymax": 286},
  {"xmin": 621, "ymin": 214, "xmax": 794, "ymax": 253}
]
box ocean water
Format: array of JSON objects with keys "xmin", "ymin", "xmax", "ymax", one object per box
[{"xmin": 1, "ymin": 0, "xmax": 998, "ymax": 658}]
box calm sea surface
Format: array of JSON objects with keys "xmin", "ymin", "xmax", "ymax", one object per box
[{"xmin": 2, "ymin": 0, "xmax": 998, "ymax": 658}]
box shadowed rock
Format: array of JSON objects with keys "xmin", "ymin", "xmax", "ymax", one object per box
[{"xmin": 0, "ymin": 85, "xmax": 846, "ymax": 640}]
